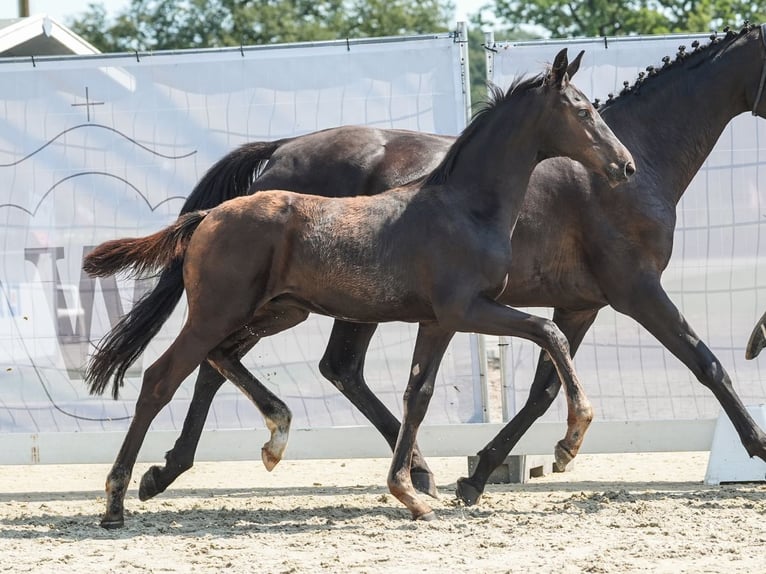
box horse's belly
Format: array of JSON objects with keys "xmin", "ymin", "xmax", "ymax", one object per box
[{"xmin": 281, "ymin": 289, "xmax": 435, "ymax": 323}]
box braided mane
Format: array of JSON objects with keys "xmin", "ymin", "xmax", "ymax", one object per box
[{"xmin": 595, "ymin": 22, "xmax": 758, "ymax": 110}]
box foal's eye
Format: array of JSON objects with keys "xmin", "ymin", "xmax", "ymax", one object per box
[{"xmin": 577, "ymin": 108, "xmax": 590, "ymax": 119}]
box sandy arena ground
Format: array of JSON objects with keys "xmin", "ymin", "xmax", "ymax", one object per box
[{"xmin": 0, "ymin": 452, "xmax": 764, "ymax": 573}]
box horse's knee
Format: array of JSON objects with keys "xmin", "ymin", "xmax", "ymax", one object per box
[{"xmin": 541, "ymin": 320, "xmax": 571, "ymax": 356}]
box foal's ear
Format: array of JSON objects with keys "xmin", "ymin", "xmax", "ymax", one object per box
[
  {"xmin": 546, "ymin": 48, "xmax": 569, "ymax": 89},
  {"xmin": 567, "ymin": 50, "xmax": 585, "ymax": 80}
]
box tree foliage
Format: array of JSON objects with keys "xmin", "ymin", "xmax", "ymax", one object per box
[
  {"xmin": 68, "ymin": 0, "xmax": 455, "ymax": 53},
  {"xmin": 492, "ymin": 0, "xmax": 766, "ymax": 38}
]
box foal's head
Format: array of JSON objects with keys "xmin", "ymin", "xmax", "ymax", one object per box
[{"xmin": 541, "ymin": 49, "xmax": 635, "ymax": 186}]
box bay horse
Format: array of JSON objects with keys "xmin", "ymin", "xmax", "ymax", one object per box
[
  {"xmin": 91, "ymin": 23, "xmax": 766, "ymax": 508},
  {"xmin": 84, "ymin": 49, "xmax": 634, "ymax": 527}
]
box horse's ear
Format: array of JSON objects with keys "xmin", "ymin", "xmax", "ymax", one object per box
[
  {"xmin": 546, "ymin": 48, "xmax": 569, "ymax": 89},
  {"xmin": 567, "ymin": 50, "xmax": 585, "ymax": 80}
]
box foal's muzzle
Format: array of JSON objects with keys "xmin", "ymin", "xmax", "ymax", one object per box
[{"xmin": 606, "ymin": 159, "xmax": 636, "ymax": 186}]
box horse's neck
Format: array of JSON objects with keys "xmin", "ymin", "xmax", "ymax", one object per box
[
  {"xmin": 445, "ymin": 98, "xmax": 544, "ymax": 226},
  {"xmin": 604, "ymin": 32, "xmax": 762, "ymax": 206}
]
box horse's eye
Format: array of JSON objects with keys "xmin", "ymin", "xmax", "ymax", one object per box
[{"xmin": 577, "ymin": 109, "xmax": 590, "ymax": 119}]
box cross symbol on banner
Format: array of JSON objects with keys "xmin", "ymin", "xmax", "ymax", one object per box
[{"xmin": 71, "ymin": 86, "xmax": 104, "ymax": 121}]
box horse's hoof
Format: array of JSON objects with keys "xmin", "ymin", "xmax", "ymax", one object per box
[
  {"xmin": 100, "ymin": 515, "xmax": 125, "ymax": 529},
  {"xmin": 411, "ymin": 469, "xmax": 439, "ymax": 500},
  {"xmin": 413, "ymin": 510, "xmax": 436, "ymax": 522},
  {"xmin": 455, "ymin": 477, "xmax": 483, "ymax": 506},
  {"xmin": 138, "ymin": 466, "xmax": 163, "ymax": 501},
  {"xmin": 554, "ymin": 441, "xmax": 575, "ymax": 471},
  {"xmin": 261, "ymin": 447, "xmax": 281, "ymax": 472}
]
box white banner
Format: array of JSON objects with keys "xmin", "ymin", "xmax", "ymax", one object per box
[
  {"xmin": 0, "ymin": 33, "xmax": 482, "ymax": 437},
  {"xmin": 490, "ymin": 34, "xmax": 766, "ymax": 422}
]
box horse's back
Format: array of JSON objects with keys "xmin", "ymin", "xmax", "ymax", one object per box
[{"xmin": 252, "ymin": 126, "xmax": 453, "ymax": 197}]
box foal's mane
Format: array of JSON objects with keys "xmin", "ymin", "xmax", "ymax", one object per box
[
  {"xmin": 597, "ymin": 22, "xmax": 758, "ymax": 111},
  {"xmin": 424, "ymin": 74, "xmax": 545, "ymax": 186}
]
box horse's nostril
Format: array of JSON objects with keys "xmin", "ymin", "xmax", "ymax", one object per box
[{"xmin": 624, "ymin": 162, "xmax": 636, "ymax": 177}]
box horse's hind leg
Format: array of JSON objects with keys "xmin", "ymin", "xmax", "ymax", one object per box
[
  {"xmin": 101, "ymin": 326, "xmax": 213, "ymax": 528},
  {"xmin": 138, "ymin": 361, "xmax": 228, "ymax": 501},
  {"xmin": 456, "ymin": 308, "xmax": 598, "ymax": 506},
  {"xmin": 320, "ymin": 320, "xmax": 438, "ymax": 498}
]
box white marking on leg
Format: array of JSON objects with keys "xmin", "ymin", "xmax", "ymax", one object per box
[
  {"xmin": 261, "ymin": 414, "xmax": 290, "ymax": 471},
  {"xmin": 760, "ymin": 324, "xmax": 766, "ymax": 339},
  {"xmin": 412, "ymin": 363, "xmax": 420, "ymax": 376}
]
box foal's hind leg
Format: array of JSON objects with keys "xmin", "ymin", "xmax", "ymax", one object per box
[
  {"xmin": 138, "ymin": 361, "xmax": 226, "ymax": 501},
  {"xmin": 207, "ymin": 341, "xmax": 294, "ymax": 471},
  {"xmin": 139, "ymin": 305, "xmax": 309, "ymax": 501},
  {"xmin": 101, "ymin": 326, "xmax": 214, "ymax": 528},
  {"xmin": 456, "ymin": 308, "xmax": 598, "ymax": 506},
  {"xmin": 320, "ymin": 320, "xmax": 439, "ymax": 498}
]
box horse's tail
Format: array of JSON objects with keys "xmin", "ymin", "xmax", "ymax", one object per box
[
  {"xmin": 180, "ymin": 140, "xmax": 285, "ymax": 213},
  {"xmin": 83, "ymin": 211, "xmax": 208, "ymax": 398}
]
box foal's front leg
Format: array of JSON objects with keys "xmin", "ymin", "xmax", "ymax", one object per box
[
  {"xmin": 320, "ymin": 320, "xmax": 439, "ymax": 498},
  {"xmin": 440, "ymin": 297, "xmax": 594, "ymax": 497},
  {"xmin": 456, "ymin": 307, "xmax": 599, "ymax": 505},
  {"xmin": 387, "ymin": 323, "xmax": 454, "ymax": 520}
]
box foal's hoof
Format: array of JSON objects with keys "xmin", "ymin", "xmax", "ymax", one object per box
[
  {"xmin": 455, "ymin": 477, "xmax": 483, "ymax": 506},
  {"xmin": 554, "ymin": 441, "xmax": 575, "ymax": 472},
  {"xmin": 261, "ymin": 447, "xmax": 281, "ymax": 472},
  {"xmin": 138, "ymin": 465, "xmax": 164, "ymax": 501},
  {"xmin": 411, "ymin": 469, "xmax": 439, "ymax": 500},
  {"xmin": 413, "ymin": 510, "xmax": 437, "ymax": 522},
  {"xmin": 100, "ymin": 515, "xmax": 125, "ymax": 530}
]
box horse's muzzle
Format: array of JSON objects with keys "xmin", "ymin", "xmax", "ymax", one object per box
[{"xmin": 606, "ymin": 159, "xmax": 636, "ymax": 187}]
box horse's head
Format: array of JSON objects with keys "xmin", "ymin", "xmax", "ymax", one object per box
[{"xmin": 542, "ymin": 48, "xmax": 636, "ymax": 187}]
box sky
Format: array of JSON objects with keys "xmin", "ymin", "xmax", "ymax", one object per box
[{"xmin": 0, "ymin": 0, "xmax": 488, "ymax": 26}]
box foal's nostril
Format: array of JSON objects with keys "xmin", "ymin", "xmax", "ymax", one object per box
[{"xmin": 624, "ymin": 161, "xmax": 636, "ymax": 178}]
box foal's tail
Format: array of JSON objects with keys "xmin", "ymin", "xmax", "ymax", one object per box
[
  {"xmin": 84, "ymin": 211, "xmax": 207, "ymax": 279},
  {"xmin": 83, "ymin": 211, "xmax": 208, "ymax": 398},
  {"xmin": 83, "ymin": 139, "xmax": 284, "ymax": 399}
]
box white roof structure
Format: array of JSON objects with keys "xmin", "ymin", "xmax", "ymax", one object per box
[{"xmin": 0, "ymin": 14, "xmax": 99, "ymax": 57}]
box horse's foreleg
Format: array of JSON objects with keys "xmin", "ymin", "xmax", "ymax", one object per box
[
  {"xmin": 456, "ymin": 307, "xmax": 598, "ymax": 505},
  {"xmin": 746, "ymin": 310, "xmax": 766, "ymax": 359},
  {"xmin": 101, "ymin": 328, "xmax": 210, "ymax": 529},
  {"xmin": 616, "ymin": 281, "xmax": 766, "ymax": 461},
  {"xmin": 387, "ymin": 323, "xmax": 454, "ymax": 520},
  {"xmin": 319, "ymin": 320, "xmax": 438, "ymax": 498},
  {"xmin": 139, "ymin": 361, "xmax": 227, "ymax": 501}
]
